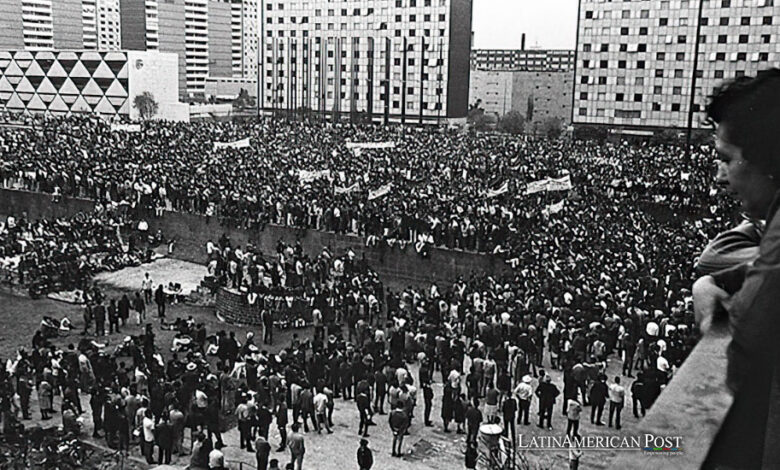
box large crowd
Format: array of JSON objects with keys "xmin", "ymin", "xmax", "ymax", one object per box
[{"xmin": 0, "ymin": 114, "xmax": 748, "ymax": 469}]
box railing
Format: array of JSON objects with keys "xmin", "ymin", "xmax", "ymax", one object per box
[{"xmin": 225, "ymin": 459, "xmax": 257, "ymax": 470}]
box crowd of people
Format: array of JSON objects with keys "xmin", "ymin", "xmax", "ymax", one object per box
[
  {"xmin": 0, "ymin": 113, "xmax": 750, "ymax": 470},
  {"xmin": 0, "ymin": 202, "xmax": 158, "ymax": 297}
]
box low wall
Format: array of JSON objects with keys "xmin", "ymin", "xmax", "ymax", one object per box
[
  {"xmin": 216, "ymin": 288, "xmax": 263, "ymax": 325},
  {"xmin": 0, "ymin": 188, "xmax": 510, "ymax": 288}
]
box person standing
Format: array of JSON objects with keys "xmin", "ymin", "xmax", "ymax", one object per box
[
  {"xmin": 94, "ymin": 301, "xmax": 106, "ymax": 337},
  {"xmin": 422, "ymin": 382, "xmax": 433, "ymax": 426},
  {"xmin": 108, "ymin": 299, "xmax": 119, "ymax": 334},
  {"xmin": 255, "ymin": 434, "xmax": 272, "ymax": 470},
  {"xmin": 236, "ymin": 396, "xmax": 254, "ymax": 451},
  {"xmin": 465, "ymin": 398, "xmax": 483, "ymax": 446},
  {"xmin": 141, "ymin": 408, "xmax": 156, "ymax": 464},
  {"xmin": 134, "ymin": 291, "xmax": 146, "ymax": 323},
  {"xmin": 465, "ymin": 441, "xmax": 478, "ymax": 470},
  {"xmin": 18, "ymin": 377, "xmax": 32, "ymax": 420},
  {"xmin": 287, "ymin": 423, "xmax": 305, "ymax": 470},
  {"xmin": 514, "ymin": 375, "xmax": 533, "ymax": 426},
  {"xmin": 357, "ymin": 438, "xmax": 373, "ymax": 470},
  {"xmin": 608, "ymin": 376, "xmax": 625, "ymax": 430},
  {"xmin": 154, "ymin": 285, "xmax": 166, "ymax": 319},
  {"xmin": 314, "ymin": 389, "xmax": 332, "ymax": 434},
  {"xmin": 569, "ymin": 441, "xmax": 583, "ymax": 470},
  {"xmin": 535, "ymin": 375, "xmax": 559, "ymax": 430},
  {"xmin": 388, "ymin": 401, "xmax": 409, "ymax": 457},
  {"xmin": 155, "ymin": 413, "xmax": 174, "ymax": 464},
  {"xmin": 589, "ymin": 374, "xmax": 608, "ymax": 425},
  {"xmin": 142, "ymin": 273, "xmax": 153, "ymax": 304},
  {"xmin": 276, "ymin": 399, "xmax": 288, "ymax": 452},
  {"xmin": 356, "ymin": 388, "xmax": 371, "ymax": 437},
  {"xmin": 566, "ymin": 398, "xmax": 582, "ymax": 439},
  {"xmin": 170, "ymin": 402, "xmax": 186, "ymax": 456},
  {"xmin": 90, "ymin": 387, "xmax": 105, "ymax": 438},
  {"xmin": 502, "ymin": 394, "xmax": 517, "ymax": 445}
]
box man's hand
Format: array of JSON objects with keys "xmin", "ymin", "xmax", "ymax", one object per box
[{"xmin": 692, "ymin": 275, "xmax": 730, "ymax": 334}]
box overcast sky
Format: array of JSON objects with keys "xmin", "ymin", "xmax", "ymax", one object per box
[{"xmin": 472, "ymin": 0, "xmax": 579, "ymax": 50}]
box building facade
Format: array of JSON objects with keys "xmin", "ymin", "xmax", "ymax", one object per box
[
  {"xmin": 470, "ymin": 69, "xmax": 572, "ymax": 125},
  {"xmin": 0, "ymin": 0, "xmax": 121, "ymax": 52},
  {"xmin": 471, "ymin": 49, "xmax": 576, "ymax": 71},
  {"xmin": 573, "ymin": 0, "xmax": 780, "ymax": 130},
  {"xmin": 260, "ymin": 0, "xmax": 473, "ymax": 123},
  {"xmin": 0, "ymin": 49, "xmax": 187, "ymax": 120},
  {"xmin": 120, "ymin": 0, "xmax": 258, "ymax": 99}
]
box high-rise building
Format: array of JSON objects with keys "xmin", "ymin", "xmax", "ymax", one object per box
[
  {"xmin": 0, "ymin": 0, "xmax": 121, "ymax": 51},
  {"xmin": 471, "ymin": 49, "xmax": 576, "ymax": 72},
  {"xmin": 259, "ymin": 0, "xmax": 473, "ymax": 124},
  {"xmin": 120, "ymin": 0, "xmax": 257, "ymax": 99},
  {"xmin": 573, "ymin": 0, "xmax": 780, "ymax": 130}
]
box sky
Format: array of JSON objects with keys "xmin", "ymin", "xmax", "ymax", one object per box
[{"xmin": 472, "ymin": 0, "xmax": 579, "ymax": 50}]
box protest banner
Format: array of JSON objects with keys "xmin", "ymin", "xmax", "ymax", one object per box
[
  {"xmin": 345, "ymin": 142, "xmax": 396, "ymax": 150},
  {"xmin": 486, "ymin": 181, "xmax": 509, "ymax": 198},
  {"xmin": 368, "ymin": 183, "xmax": 392, "ymax": 200},
  {"xmin": 110, "ymin": 123, "xmax": 141, "ymax": 133},
  {"xmin": 546, "ymin": 175, "xmax": 573, "ymax": 192},
  {"xmin": 213, "ymin": 137, "xmax": 251, "ymax": 150},
  {"xmin": 335, "ymin": 182, "xmax": 360, "ymax": 195}
]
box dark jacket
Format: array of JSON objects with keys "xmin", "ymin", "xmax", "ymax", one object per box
[
  {"xmin": 155, "ymin": 420, "xmax": 174, "ymax": 448},
  {"xmin": 535, "ymin": 382, "xmax": 560, "ymax": 408},
  {"xmin": 589, "ymin": 380, "xmax": 608, "ymax": 405},
  {"xmin": 357, "ymin": 446, "xmax": 373, "ymax": 469}
]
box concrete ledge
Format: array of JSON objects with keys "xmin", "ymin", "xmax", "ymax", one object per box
[{"xmin": 608, "ymin": 324, "xmax": 733, "ymax": 469}]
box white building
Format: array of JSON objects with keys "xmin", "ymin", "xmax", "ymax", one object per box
[
  {"xmin": 574, "ymin": 0, "xmax": 780, "ymax": 130},
  {"xmin": 260, "ymin": 0, "xmax": 473, "ymax": 123}
]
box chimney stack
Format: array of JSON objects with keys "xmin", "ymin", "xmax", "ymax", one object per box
[{"xmin": 521, "ymin": 33, "xmax": 526, "ymax": 51}]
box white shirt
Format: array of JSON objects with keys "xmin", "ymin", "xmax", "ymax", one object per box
[
  {"xmin": 608, "ymin": 383, "xmax": 626, "ymax": 403},
  {"xmin": 142, "ymin": 416, "xmax": 155, "ymax": 442}
]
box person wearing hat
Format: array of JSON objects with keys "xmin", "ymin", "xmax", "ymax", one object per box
[
  {"xmin": 535, "ymin": 375, "xmax": 559, "ymax": 430},
  {"xmin": 514, "ymin": 375, "xmax": 533, "ymax": 426},
  {"xmin": 357, "ymin": 438, "xmax": 373, "ymax": 470}
]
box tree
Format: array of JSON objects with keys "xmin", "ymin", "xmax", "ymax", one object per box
[
  {"xmin": 539, "ymin": 117, "xmax": 563, "ymax": 139},
  {"xmin": 497, "ymin": 111, "xmax": 525, "ymax": 134},
  {"xmin": 133, "ymin": 92, "xmax": 158, "ymax": 120},
  {"xmin": 468, "ymin": 100, "xmax": 492, "ymax": 131},
  {"xmin": 233, "ymin": 88, "xmax": 256, "ymax": 112}
]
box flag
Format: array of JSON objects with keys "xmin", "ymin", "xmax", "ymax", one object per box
[
  {"xmin": 486, "ymin": 181, "xmax": 509, "ymax": 198},
  {"xmin": 368, "ymin": 183, "xmax": 392, "ymax": 200}
]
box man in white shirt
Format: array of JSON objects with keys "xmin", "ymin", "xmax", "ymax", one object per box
[
  {"xmin": 313, "ymin": 390, "xmax": 332, "ymax": 434},
  {"xmin": 514, "ymin": 375, "xmax": 534, "ymax": 426},
  {"xmin": 142, "ymin": 409, "xmax": 156, "ymax": 464},
  {"xmin": 607, "ymin": 376, "xmax": 626, "ymax": 430},
  {"xmin": 142, "ymin": 272, "xmax": 153, "ymax": 304},
  {"xmin": 208, "ymin": 442, "xmax": 225, "ymax": 469}
]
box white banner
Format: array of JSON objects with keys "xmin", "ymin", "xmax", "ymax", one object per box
[
  {"xmin": 368, "ymin": 183, "xmax": 392, "ymax": 201},
  {"xmin": 346, "ymin": 142, "xmax": 396, "ymax": 150},
  {"xmin": 111, "ymin": 123, "xmax": 141, "ymax": 133},
  {"xmin": 335, "ymin": 182, "xmax": 360, "ymax": 195},
  {"xmin": 213, "ymin": 137, "xmax": 251, "ymax": 150},
  {"xmin": 525, "ymin": 179, "xmax": 549, "ymax": 195},
  {"xmin": 298, "ymin": 169, "xmax": 331, "ymax": 184},
  {"xmin": 546, "ymin": 175, "xmax": 573, "ymax": 192},
  {"xmin": 542, "ymin": 200, "xmax": 565, "ymax": 216},
  {"xmin": 486, "ymin": 181, "xmax": 509, "ymax": 198}
]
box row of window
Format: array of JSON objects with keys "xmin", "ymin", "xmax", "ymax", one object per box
[
  {"xmin": 582, "ymin": 50, "xmax": 770, "ymax": 69},
  {"xmin": 266, "ymin": 27, "xmax": 447, "ymax": 37},
  {"xmin": 577, "ymin": 103, "xmax": 702, "ymax": 118},
  {"xmin": 267, "ymin": 13, "xmax": 446, "ymax": 23},
  {"xmin": 267, "ymin": 0, "xmax": 447, "ymax": 11}
]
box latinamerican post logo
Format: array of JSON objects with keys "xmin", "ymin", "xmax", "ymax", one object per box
[{"xmin": 517, "ymin": 433, "xmax": 683, "ymax": 453}]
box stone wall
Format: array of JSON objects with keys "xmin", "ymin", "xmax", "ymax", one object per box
[
  {"xmin": 216, "ymin": 288, "xmax": 263, "ymax": 325},
  {"xmin": 0, "ymin": 188, "xmax": 510, "ymax": 288}
]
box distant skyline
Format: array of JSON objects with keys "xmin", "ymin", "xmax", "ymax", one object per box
[{"xmin": 472, "ymin": 0, "xmax": 579, "ymax": 50}]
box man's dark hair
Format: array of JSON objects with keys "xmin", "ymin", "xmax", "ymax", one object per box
[{"xmin": 706, "ymin": 69, "xmax": 780, "ymax": 177}]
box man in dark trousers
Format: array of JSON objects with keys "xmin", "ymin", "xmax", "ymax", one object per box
[
  {"xmin": 94, "ymin": 301, "xmax": 106, "ymax": 337},
  {"xmin": 422, "ymin": 382, "xmax": 433, "ymax": 426},
  {"xmin": 155, "ymin": 413, "xmax": 174, "ymax": 464},
  {"xmin": 276, "ymin": 399, "xmax": 288, "ymax": 451},
  {"xmin": 589, "ymin": 374, "xmax": 608, "ymax": 425},
  {"xmin": 535, "ymin": 375, "xmax": 559, "ymax": 430},
  {"xmin": 257, "ymin": 403, "xmax": 273, "ymax": 440},
  {"xmin": 90, "ymin": 387, "xmax": 105, "ymax": 438},
  {"xmin": 255, "ymin": 435, "xmax": 271, "ymax": 470},
  {"xmin": 374, "ymin": 368, "xmax": 387, "ymax": 414},
  {"xmin": 502, "ymin": 394, "xmax": 517, "ymax": 445},
  {"xmin": 18, "ymin": 377, "xmax": 32, "ymax": 420},
  {"xmin": 356, "ymin": 389, "xmax": 371, "ymax": 437},
  {"xmin": 357, "ymin": 438, "xmax": 373, "ymax": 470},
  {"xmin": 465, "ymin": 398, "xmax": 483, "ymax": 446}
]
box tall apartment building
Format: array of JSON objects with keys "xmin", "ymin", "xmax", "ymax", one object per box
[
  {"xmin": 471, "ymin": 49, "xmax": 576, "ymax": 71},
  {"xmin": 573, "ymin": 0, "xmax": 780, "ymax": 130},
  {"xmin": 120, "ymin": 0, "xmax": 257, "ymax": 99},
  {"xmin": 260, "ymin": 0, "xmax": 473, "ymax": 123},
  {"xmin": 0, "ymin": 0, "xmax": 121, "ymax": 51}
]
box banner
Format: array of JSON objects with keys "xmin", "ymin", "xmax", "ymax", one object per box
[
  {"xmin": 213, "ymin": 137, "xmax": 251, "ymax": 150},
  {"xmin": 335, "ymin": 182, "xmax": 360, "ymax": 195},
  {"xmin": 525, "ymin": 179, "xmax": 549, "ymax": 195},
  {"xmin": 298, "ymin": 169, "xmax": 331, "ymax": 184},
  {"xmin": 368, "ymin": 183, "xmax": 392, "ymax": 201},
  {"xmin": 111, "ymin": 123, "xmax": 141, "ymax": 133},
  {"xmin": 486, "ymin": 181, "xmax": 509, "ymax": 198},
  {"xmin": 546, "ymin": 175, "xmax": 573, "ymax": 192},
  {"xmin": 542, "ymin": 200, "xmax": 565, "ymax": 216},
  {"xmin": 346, "ymin": 142, "xmax": 396, "ymax": 150}
]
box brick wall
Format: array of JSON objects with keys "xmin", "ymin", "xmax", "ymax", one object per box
[
  {"xmin": 0, "ymin": 188, "xmax": 510, "ymax": 288},
  {"xmin": 216, "ymin": 287, "xmax": 263, "ymax": 325}
]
